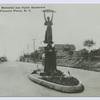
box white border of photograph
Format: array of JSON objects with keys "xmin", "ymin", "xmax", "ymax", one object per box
[
  {"xmin": 0, "ymin": 0, "xmax": 99, "ymax": 4},
  {"xmin": 0, "ymin": 0, "xmax": 100, "ymax": 100}
]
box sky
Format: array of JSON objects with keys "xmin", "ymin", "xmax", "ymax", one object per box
[{"xmin": 0, "ymin": 4, "xmax": 100, "ymax": 60}]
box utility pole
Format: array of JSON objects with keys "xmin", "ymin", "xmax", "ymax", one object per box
[
  {"xmin": 41, "ymin": 41, "xmax": 43, "ymax": 46},
  {"xmin": 33, "ymin": 39, "xmax": 36, "ymax": 52},
  {"xmin": 27, "ymin": 44, "xmax": 29, "ymax": 54},
  {"xmin": 3, "ymin": 48, "xmax": 6, "ymax": 57}
]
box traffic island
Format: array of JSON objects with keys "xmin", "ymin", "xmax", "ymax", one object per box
[{"xmin": 28, "ymin": 69, "xmax": 84, "ymax": 93}]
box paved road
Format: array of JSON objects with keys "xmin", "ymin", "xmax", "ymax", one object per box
[{"xmin": 0, "ymin": 61, "xmax": 100, "ymax": 96}]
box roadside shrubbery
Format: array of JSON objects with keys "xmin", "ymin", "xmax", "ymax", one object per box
[
  {"xmin": 19, "ymin": 50, "xmax": 41, "ymax": 63},
  {"xmin": 0, "ymin": 56, "xmax": 7, "ymax": 62}
]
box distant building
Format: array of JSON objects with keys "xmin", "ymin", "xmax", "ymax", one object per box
[
  {"xmin": 38, "ymin": 47, "xmax": 45, "ymax": 51},
  {"xmin": 54, "ymin": 44, "xmax": 76, "ymax": 58},
  {"xmin": 55, "ymin": 44, "xmax": 75, "ymax": 50},
  {"xmin": 54, "ymin": 44, "xmax": 65, "ymax": 50},
  {"xmin": 38, "ymin": 44, "xmax": 76, "ymax": 59}
]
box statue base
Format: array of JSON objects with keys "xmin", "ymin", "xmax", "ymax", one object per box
[
  {"xmin": 44, "ymin": 44, "xmax": 57, "ymax": 75},
  {"xmin": 30, "ymin": 44, "xmax": 84, "ymax": 93}
]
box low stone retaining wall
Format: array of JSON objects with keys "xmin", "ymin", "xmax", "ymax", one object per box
[{"xmin": 28, "ymin": 74, "xmax": 84, "ymax": 93}]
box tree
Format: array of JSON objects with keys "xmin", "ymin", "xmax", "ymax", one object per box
[
  {"xmin": 30, "ymin": 50, "xmax": 40, "ymax": 63},
  {"xmin": 77, "ymin": 49, "xmax": 89, "ymax": 60},
  {"xmin": 83, "ymin": 40, "xmax": 95, "ymax": 51},
  {"xmin": 63, "ymin": 44, "xmax": 76, "ymax": 56},
  {"xmin": 83, "ymin": 40, "xmax": 96, "ymax": 60}
]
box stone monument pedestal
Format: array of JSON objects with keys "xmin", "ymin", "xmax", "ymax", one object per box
[{"xmin": 44, "ymin": 44, "xmax": 56, "ymax": 75}]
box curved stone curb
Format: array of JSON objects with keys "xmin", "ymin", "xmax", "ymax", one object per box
[{"xmin": 28, "ymin": 74, "xmax": 84, "ymax": 93}]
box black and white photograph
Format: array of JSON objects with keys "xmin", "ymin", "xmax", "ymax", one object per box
[{"xmin": 0, "ymin": 3, "xmax": 100, "ymax": 97}]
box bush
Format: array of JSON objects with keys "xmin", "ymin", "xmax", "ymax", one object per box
[{"xmin": 42, "ymin": 75, "xmax": 79, "ymax": 86}]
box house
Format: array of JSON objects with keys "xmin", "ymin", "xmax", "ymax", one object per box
[{"xmin": 54, "ymin": 44, "xmax": 76, "ymax": 58}]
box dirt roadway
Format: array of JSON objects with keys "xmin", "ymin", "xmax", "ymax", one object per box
[{"xmin": 0, "ymin": 61, "xmax": 100, "ymax": 96}]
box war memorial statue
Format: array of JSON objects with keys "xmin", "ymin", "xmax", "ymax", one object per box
[
  {"xmin": 43, "ymin": 9, "xmax": 56, "ymax": 75},
  {"xmin": 29, "ymin": 9, "xmax": 84, "ymax": 93},
  {"xmin": 43, "ymin": 10, "xmax": 53, "ymax": 44}
]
